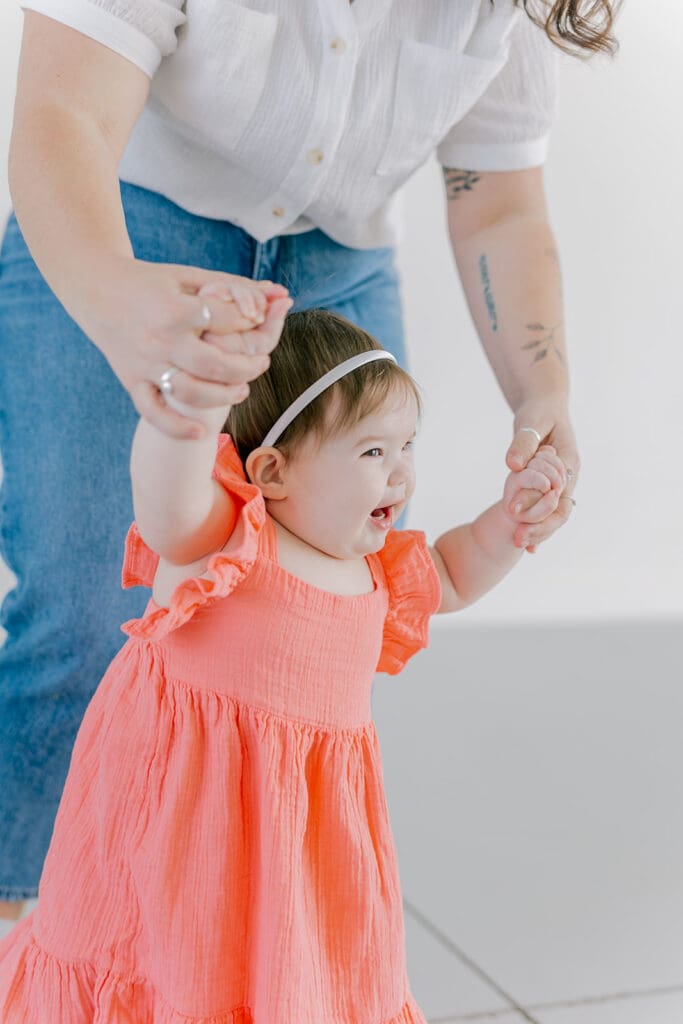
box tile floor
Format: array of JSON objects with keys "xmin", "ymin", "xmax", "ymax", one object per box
[
  {"xmin": 2, "ymin": 550, "xmax": 682, "ymax": 1022},
  {"xmin": 372, "ymin": 619, "xmax": 683, "ymax": 1024}
]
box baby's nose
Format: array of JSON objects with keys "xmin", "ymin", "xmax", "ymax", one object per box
[{"xmin": 388, "ymin": 467, "xmax": 408, "ymax": 491}]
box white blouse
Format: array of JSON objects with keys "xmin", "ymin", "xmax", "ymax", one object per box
[{"xmin": 19, "ymin": 0, "xmax": 558, "ymax": 249}]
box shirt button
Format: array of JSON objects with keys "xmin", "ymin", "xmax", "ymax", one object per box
[
  {"xmin": 330, "ymin": 37, "xmax": 347, "ymax": 54},
  {"xmin": 307, "ymin": 148, "xmax": 324, "ymax": 165},
  {"xmin": 272, "ymin": 204, "xmax": 285, "ymax": 218}
]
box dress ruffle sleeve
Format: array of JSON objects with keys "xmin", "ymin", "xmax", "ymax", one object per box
[
  {"xmin": 120, "ymin": 434, "xmax": 265, "ymax": 641},
  {"xmin": 374, "ymin": 529, "xmax": 442, "ymax": 675}
]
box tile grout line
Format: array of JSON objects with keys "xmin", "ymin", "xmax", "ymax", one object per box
[
  {"xmin": 423, "ymin": 975, "xmax": 683, "ymax": 1022},
  {"xmin": 403, "ymin": 898, "xmax": 542, "ymax": 1024}
]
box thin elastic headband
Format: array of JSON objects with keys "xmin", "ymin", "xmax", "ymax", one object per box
[{"xmin": 261, "ymin": 350, "xmax": 398, "ymax": 448}]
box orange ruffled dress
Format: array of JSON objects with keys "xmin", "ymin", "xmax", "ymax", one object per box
[{"xmin": 0, "ymin": 436, "xmax": 441, "ymax": 1024}]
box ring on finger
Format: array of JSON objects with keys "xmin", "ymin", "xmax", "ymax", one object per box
[
  {"xmin": 198, "ymin": 302, "xmax": 213, "ymax": 331},
  {"xmin": 159, "ymin": 365, "xmax": 181, "ymax": 398},
  {"xmin": 519, "ymin": 426, "xmax": 542, "ymax": 445}
]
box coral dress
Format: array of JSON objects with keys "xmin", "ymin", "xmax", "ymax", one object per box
[{"xmin": 0, "ymin": 436, "xmax": 441, "ymax": 1024}]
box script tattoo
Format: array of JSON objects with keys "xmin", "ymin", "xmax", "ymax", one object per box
[
  {"xmin": 478, "ymin": 254, "xmax": 498, "ymax": 332},
  {"xmin": 522, "ymin": 322, "xmax": 565, "ymax": 364},
  {"xmin": 443, "ymin": 167, "xmax": 481, "ymax": 200}
]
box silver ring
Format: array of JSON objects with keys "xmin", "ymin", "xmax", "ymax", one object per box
[
  {"xmin": 159, "ymin": 366, "xmax": 180, "ymax": 396},
  {"xmin": 566, "ymin": 466, "xmax": 574, "ymax": 478},
  {"xmin": 559, "ymin": 495, "xmax": 576, "ymax": 506},
  {"xmin": 519, "ymin": 427, "xmax": 542, "ymax": 445}
]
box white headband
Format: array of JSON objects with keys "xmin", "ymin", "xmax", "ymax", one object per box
[{"xmin": 261, "ymin": 350, "xmax": 398, "ymax": 448}]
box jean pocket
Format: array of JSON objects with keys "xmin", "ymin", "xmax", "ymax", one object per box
[
  {"xmin": 151, "ymin": 0, "xmax": 279, "ymax": 153},
  {"xmin": 375, "ymin": 11, "xmax": 517, "ymax": 180}
]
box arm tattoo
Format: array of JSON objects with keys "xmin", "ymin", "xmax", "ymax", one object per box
[
  {"xmin": 522, "ymin": 322, "xmax": 565, "ymax": 365},
  {"xmin": 479, "ymin": 254, "xmax": 498, "ymax": 332},
  {"xmin": 443, "ymin": 167, "xmax": 481, "ymax": 201}
]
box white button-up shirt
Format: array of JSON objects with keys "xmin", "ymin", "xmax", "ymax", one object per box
[{"xmin": 20, "ymin": 0, "xmax": 558, "ymax": 248}]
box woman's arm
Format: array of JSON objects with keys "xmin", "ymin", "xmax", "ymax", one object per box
[
  {"xmin": 10, "ymin": 13, "xmax": 149, "ymax": 322},
  {"xmin": 444, "ymin": 165, "xmax": 579, "ymax": 549},
  {"xmin": 9, "ymin": 13, "xmax": 277, "ymax": 439}
]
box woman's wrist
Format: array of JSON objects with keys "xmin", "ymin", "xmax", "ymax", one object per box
[{"xmin": 511, "ymin": 386, "xmax": 570, "ymax": 418}]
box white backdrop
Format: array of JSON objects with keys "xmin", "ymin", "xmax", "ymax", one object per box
[{"xmin": 1, "ymin": 2, "xmax": 681, "ymax": 623}]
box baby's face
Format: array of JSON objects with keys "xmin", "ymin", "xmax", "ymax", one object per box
[{"xmin": 275, "ymin": 391, "xmax": 418, "ymax": 560}]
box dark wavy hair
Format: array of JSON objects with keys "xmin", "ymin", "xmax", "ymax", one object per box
[{"xmin": 512, "ymin": 0, "xmax": 620, "ymax": 56}]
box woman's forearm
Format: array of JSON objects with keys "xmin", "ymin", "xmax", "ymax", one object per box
[
  {"xmin": 9, "ymin": 14, "xmax": 150, "ymax": 335},
  {"xmin": 451, "ymin": 214, "xmax": 569, "ymax": 413},
  {"xmin": 9, "ymin": 104, "xmax": 135, "ymax": 330}
]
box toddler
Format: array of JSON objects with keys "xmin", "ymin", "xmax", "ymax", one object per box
[{"xmin": 0, "ymin": 293, "xmax": 566, "ymax": 1024}]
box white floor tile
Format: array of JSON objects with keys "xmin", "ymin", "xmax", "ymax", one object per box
[
  {"xmin": 373, "ymin": 622, "xmax": 683, "ymax": 1007},
  {"xmin": 535, "ymin": 989, "xmax": 683, "ymax": 1024},
  {"xmin": 405, "ymin": 904, "xmax": 510, "ymax": 1020}
]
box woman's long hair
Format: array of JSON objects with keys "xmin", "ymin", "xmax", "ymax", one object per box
[{"xmin": 514, "ymin": 0, "xmax": 619, "ymax": 56}]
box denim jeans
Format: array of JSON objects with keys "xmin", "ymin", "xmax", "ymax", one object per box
[{"xmin": 0, "ymin": 181, "xmax": 405, "ymax": 899}]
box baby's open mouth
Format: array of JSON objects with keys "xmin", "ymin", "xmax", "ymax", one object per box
[{"xmin": 370, "ymin": 506, "xmax": 392, "ymax": 523}]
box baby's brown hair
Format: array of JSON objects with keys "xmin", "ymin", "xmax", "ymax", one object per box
[{"xmin": 225, "ymin": 308, "xmax": 420, "ymax": 466}]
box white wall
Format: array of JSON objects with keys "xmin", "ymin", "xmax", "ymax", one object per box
[{"xmin": 1, "ymin": 2, "xmax": 681, "ymax": 623}]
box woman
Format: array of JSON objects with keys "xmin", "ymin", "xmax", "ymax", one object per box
[{"xmin": 0, "ymin": 0, "xmax": 615, "ymax": 927}]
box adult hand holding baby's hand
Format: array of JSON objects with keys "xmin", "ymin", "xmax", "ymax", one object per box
[
  {"xmin": 80, "ymin": 256, "xmax": 290, "ymax": 439},
  {"xmin": 504, "ymin": 401, "xmax": 579, "ymax": 551},
  {"xmin": 502, "ymin": 445, "xmax": 568, "ymax": 550}
]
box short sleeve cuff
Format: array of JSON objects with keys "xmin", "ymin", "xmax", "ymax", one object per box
[
  {"xmin": 436, "ymin": 134, "xmax": 550, "ymax": 172},
  {"xmin": 20, "ymin": 0, "xmax": 165, "ymax": 77}
]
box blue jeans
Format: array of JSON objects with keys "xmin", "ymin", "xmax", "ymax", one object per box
[{"xmin": 0, "ymin": 182, "xmax": 405, "ymax": 899}]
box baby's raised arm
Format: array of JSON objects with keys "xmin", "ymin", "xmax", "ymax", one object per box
[
  {"xmin": 130, "ymin": 292, "xmax": 292, "ymax": 565},
  {"xmin": 431, "ymin": 446, "xmax": 567, "ymax": 613}
]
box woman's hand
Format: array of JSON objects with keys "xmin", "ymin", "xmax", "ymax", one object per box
[
  {"xmin": 82, "ymin": 257, "xmax": 289, "ymax": 439},
  {"xmin": 504, "ymin": 400, "xmax": 580, "ymax": 551}
]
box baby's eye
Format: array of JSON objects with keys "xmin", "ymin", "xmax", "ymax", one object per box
[
  {"xmin": 402, "ymin": 440, "xmax": 414, "ymax": 452},
  {"xmin": 363, "ymin": 447, "xmax": 383, "ymax": 458}
]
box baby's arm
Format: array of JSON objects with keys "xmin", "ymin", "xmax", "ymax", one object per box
[
  {"xmin": 130, "ymin": 290, "xmax": 292, "ymax": 565},
  {"xmin": 431, "ymin": 447, "xmax": 566, "ymax": 613}
]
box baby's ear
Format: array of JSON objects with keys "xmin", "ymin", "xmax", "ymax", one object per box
[{"xmin": 246, "ymin": 447, "xmax": 288, "ymax": 500}]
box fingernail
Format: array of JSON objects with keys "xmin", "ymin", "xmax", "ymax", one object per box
[{"xmin": 513, "ymin": 502, "xmax": 522, "ymax": 515}]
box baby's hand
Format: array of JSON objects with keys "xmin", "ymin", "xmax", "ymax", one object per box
[{"xmin": 502, "ymin": 445, "xmax": 567, "ymax": 548}]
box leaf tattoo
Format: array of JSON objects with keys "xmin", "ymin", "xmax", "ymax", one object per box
[
  {"xmin": 443, "ymin": 168, "xmax": 481, "ymax": 201},
  {"xmin": 521, "ymin": 322, "xmax": 565, "ymax": 364}
]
